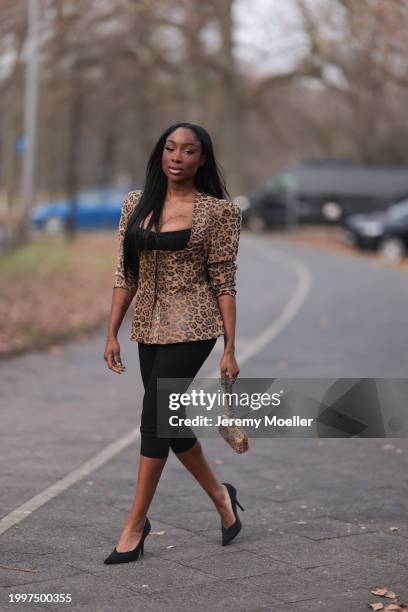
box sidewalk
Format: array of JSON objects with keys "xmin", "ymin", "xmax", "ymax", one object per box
[
  {"xmin": 1, "ymin": 235, "xmax": 408, "ymax": 611},
  {"xmin": 2, "ymin": 434, "xmax": 408, "ymax": 611}
]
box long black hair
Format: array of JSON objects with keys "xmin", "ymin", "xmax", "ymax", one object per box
[{"xmin": 123, "ymin": 121, "xmax": 230, "ymax": 290}]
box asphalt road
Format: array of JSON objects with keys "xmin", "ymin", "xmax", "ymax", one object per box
[{"xmin": 1, "ymin": 231, "xmax": 407, "ymax": 611}]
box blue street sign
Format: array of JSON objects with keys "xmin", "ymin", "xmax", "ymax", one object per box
[{"xmin": 15, "ymin": 135, "xmax": 26, "ymax": 155}]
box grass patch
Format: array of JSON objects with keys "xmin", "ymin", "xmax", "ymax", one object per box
[
  {"xmin": 0, "ymin": 233, "xmax": 117, "ymax": 282},
  {"xmin": 0, "ymin": 237, "xmax": 74, "ymax": 281},
  {"xmin": 0, "ymin": 232, "xmax": 119, "ymax": 358}
]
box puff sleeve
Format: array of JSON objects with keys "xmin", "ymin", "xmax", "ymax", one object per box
[
  {"xmin": 206, "ymin": 200, "xmax": 242, "ymax": 298},
  {"xmin": 113, "ymin": 192, "xmax": 138, "ymax": 292}
]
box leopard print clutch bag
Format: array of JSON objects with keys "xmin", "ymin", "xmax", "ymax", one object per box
[{"xmin": 217, "ymin": 377, "xmax": 249, "ymax": 454}]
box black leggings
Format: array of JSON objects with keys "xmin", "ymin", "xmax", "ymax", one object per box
[{"xmin": 137, "ymin": 338, "xmax": 217, "ymax": 459}]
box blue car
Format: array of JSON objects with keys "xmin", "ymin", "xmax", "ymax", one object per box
[{"xmin": 30, "ymin": 186, "xmax": 140, "ymax": 233}]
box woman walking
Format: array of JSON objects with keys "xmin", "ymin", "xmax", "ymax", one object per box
[{"xmin": 103, "ymin": 122, "xmax": 244, "ymax": 565}]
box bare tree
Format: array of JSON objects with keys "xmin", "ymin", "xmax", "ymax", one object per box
[{"xmin": 1, "ymin": 0, "xmax": 408, "ymax": 220}]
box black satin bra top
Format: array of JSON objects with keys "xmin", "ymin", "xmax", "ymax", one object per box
[{"xmin": 134, "ymin": 227, "xmax": 191, "ymax": 251}]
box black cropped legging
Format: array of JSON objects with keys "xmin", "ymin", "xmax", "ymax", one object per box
[{"xmin": 137, "ymin": 338, "xmax": 217, "ymax": 459}]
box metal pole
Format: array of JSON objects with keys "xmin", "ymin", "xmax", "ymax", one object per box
[
  {"xmin": 64, "ymin": 58, "xmax": 83, "ymax": 241},
  {"xmin": 21, "ymin": 0, "xmax": 40, "ymax": 242}
]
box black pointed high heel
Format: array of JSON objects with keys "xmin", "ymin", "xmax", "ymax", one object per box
[
  {"xmin": 220, "ymin": 482, "xmax": 245, "ymax": 546},
  {"xmin": 104, "ymin": 517, "xmax": 151, "ymax": 565}
]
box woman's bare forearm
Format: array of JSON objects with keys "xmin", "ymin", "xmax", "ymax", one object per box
[
  {"xmin": 217, "ymin": 294, "xmax": 236, "ymax": 353},
  {"xmin": 107, "ymin": 287, "xmax": 135, "ymax": 339}
]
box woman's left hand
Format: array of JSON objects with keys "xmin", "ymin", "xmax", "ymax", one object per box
[{"xmin": 220, "ymin": 350, "xmax": 240, "ymax": 383}]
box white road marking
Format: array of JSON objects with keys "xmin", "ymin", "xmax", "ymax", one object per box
[
  {"xmin": 227, "ymin": 237, "xmax": 312, "ymax": 366},
  {"xmin": 0, "ymin": 430, "xmax": 140, "ymax": 535},
  {"xmin": 0, "ymin": 237, "xmax": 311, "ymax": 536}
]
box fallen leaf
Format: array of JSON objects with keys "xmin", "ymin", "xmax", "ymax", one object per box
[
  {"xmin": 369, "ymin": 604, "xmax": 384, "ymax": 611},
  {"xmin": 385, "ymin": 592, "xmax": 397, "ymax": 599},
  {"xmin": 151, "ymin": 530, "xmax": 165, "ymax": 535},
  {"xmin": 166, "ymin": 545, "xmax": 176, "ymax": 549},
  {"xmin": 372, "ymin": 589, "xmax": 390, "ymax": 597}
]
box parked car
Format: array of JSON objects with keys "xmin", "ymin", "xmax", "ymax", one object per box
[
  {"xmin": 342, "ymin": 198, "xmax": 408, "ymax": 262},
  {"xmin": 30, "ymin": 186, "xmax": 136, "ymax": 233},
  {"xmin": 240, "ymin": 173, "xmax": 301, "ymax": 231},
  {"xmin": 241, "ymin": 193, "xmax": 287, "ymax": 231}
]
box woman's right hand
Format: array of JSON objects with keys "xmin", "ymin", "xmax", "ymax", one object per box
[{"xmin": 104, "ymin": 336, "xmax": 126, "ymax": 374}]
